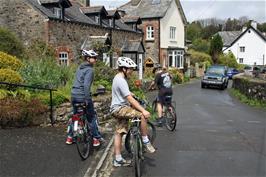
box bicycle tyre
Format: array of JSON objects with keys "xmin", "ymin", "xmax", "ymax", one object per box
[
  {"xmin": 133, "ymin": 135, "xmax": 141, "ymax": 177},
  {"xmin": 76, "ymin": 120, "xmax": 92, "ymax": 160},
  {"xmin": 125, "ymin": 121, "xmax": 156, "ymax": 153},
  {"xmin": 164, "ymin": 105, "xmax": 177, "ymax": 131},
  {"xmin": 151, "ymin": 100, "xmax": 158, "ymax": 120}
]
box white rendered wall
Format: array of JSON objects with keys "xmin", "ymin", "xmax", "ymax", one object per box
[
  {"xmin": 224, "ymin": 28, "xmax": 266, "ymax": 65},
  {"xmin": 160, "ymin": 0, "xmax": 185, "ymax": 49}
]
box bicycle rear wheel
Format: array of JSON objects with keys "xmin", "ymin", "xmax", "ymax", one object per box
[
  {"xmin": 76, "ymin": 120, "xmax": 92, "ymax": 160},
  {"xmin": 133, "ymin": 135, "xmax": 142, "ymax": 177},
  {"xmin": 125, "ymin": 121, "xmax": 156, "ymax": 153},
  {"xmin": 164, "ymin": 105, "xmax": 177, "ymax": 131}
]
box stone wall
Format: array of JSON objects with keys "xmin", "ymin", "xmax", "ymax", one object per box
[
  {"xmin": 232, "ymin": 74, "xmax": 266, "ymax": 101},
  {"xmin": 0, "ymin": 0, "xmax": 143, "ymax": 61},
  {"xmin": 0, "ymin": 0, "xmax": 47, "ymax": 44},
  {"xmin": 54, "ymin": 94, "xmax": 112, "ymax": 123}
]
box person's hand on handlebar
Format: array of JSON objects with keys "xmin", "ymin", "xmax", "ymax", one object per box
[{"xmin": 141, "ymin": 110, "xmax": 150, "ymax": 119}]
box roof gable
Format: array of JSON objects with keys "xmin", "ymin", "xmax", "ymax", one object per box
[
  {"xmin": 229, "ymin": 26, "xmax": 266, "ymax": 47},
  {"xmin": 119, "ymin": 0, "xmax": 187, "ymax": 24}
]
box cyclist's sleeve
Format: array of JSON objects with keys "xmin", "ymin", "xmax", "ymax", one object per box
[{"xmin": 84, "ymin": 69, "xmax": 93, "ymax": 100}]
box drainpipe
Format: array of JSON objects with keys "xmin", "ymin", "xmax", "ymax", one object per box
[{"xmin": 158, "ymin": 19, "xmax": 161, "ymax": 65}]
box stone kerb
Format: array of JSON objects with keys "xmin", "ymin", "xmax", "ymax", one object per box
[{"xmin": 232, "ymin": 74, "xmax": 266, "ymax": 101}]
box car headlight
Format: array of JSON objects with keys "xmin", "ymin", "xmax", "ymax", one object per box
[
  {"xmin": 217, "ymin": 77, "xmax": 222, "ymax": 81},
  {"xmin": 203, "ymin": 76, "xmax": 208, "ymax": 80}
]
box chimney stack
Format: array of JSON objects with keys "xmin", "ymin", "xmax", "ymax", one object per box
[
  {"xmin": 85, "ymin": 0, "xmax": 90, "ymax": 7},
  {"xmin": 251, "ymin": 20, "xmax": 257, "ymax": 29}
]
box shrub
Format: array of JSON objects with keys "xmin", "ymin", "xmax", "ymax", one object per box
[
  {"xmin": 0, "ymin": 51, "xmax": 23, "ymax": 71},
  {"xmin": 218, "ymin": 52, "xmax": 238, "ymax": 68},
  {"xmin": 24, "ymin": 39, "xmax": 55, "ymax": 59},
  {"xmin": 0, "ymin": 68, "xmax": 23, "ymax": 84},
  {"xmin": 168, "ymin": 68, "xmax": 184, "ymax": 84},
  {"xmin": 189, "ymin": 49, "xmax": 212, "ymax": 66},
  {"xmin": 37, "ymin": 91, "xmax": 69, "ymax": 106},
  {"xmin": 0, "ymin": 97, "xmax": 48, "ymax": 127},
  {"xmin": 0, "ymin": 27, "xmax": 24, "ymax": 58},
  {"xmin": 20, "ymin": 57, "xmax": 73, "ymax": 88}
]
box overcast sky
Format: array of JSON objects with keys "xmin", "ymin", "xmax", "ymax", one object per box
[{"xmin": 90, "ymin": 0, "xmax": 266, "ymax": 23}]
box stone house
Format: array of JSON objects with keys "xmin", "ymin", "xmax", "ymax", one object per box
[
  {"xmin": 119, "ymin": 0, "xmax": 187, "ymax": 69},
  {"xmin": 0, "ymin": 0, "xmax": 144, "ymax": 68},
  {"xmin": 218, "ymin": 21, "xmax": 266, "ymax": 66}
]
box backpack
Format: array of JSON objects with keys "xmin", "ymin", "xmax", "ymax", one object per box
[{"xmin": 162, "ymin": 73, "xmax": 172, "ymax": 88}]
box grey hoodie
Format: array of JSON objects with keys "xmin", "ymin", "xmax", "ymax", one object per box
[{"xmin": 71, "ymin": 62, "xmax": 94, "ymax": 101}]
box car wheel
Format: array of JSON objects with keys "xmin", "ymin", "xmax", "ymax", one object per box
[{"xmin": 201, "ymin": 83, "xmax": 205, "ymax": 88}]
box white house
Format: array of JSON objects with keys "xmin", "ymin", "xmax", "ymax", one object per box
[
  {"xmin": 219, "ymin": 22, "xmax": 266, "ymax": 66},
  {"xmin": 119, "ymin": 0, "xmax": 187, "ymax": 69}
]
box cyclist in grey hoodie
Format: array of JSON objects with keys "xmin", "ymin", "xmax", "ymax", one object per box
[{"xmin": 66, "ymin": 49, "xmax": 103, "ymax": 146}]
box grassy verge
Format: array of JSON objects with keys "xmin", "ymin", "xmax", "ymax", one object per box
[{"xmin": 229, "ymin": 88, "xmax": 266, "ymax": 109}]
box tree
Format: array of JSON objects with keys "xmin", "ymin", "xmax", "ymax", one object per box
[
  {"xmin": 201, "ymin": 25, "xmax": 220, "ymax": 39},
  {"xmin": 209, "ymin": 34, "xmax": 223, "ymax": 64},
  {"xmin": 187, "ymin": 22, "xmax": 202, "ymax": 41},
  {"xmin": 258, "ymin": 22, "xmax": 266, "ymax": 33},
  {"xmin": 191, "ymin": 38, "xmax": 210, "ymax": 54}
]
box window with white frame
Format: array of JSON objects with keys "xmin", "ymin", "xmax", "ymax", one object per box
[
  {"xmin": 54, "ymin": 7, "xmax": 62, "ymax": 19},
  {"xmin": 146, "ymin": 26, "xmax": 154, "ymax": 40},
  {"xmin": 95, "ymin": 16, "xmax": 99, "ymax": 24},
  {"xmin": 109, "ymin": 19, "xmax": 113, "ymax": 27},
  {"xmin": 170, "ymin": 26, "xmax": 176, "ymax": 39},
  {"xmin": 240, "ymin": 46, "xmax": 245, "ymax": 52},
  {"xmin": 168, "ymin": 50, "xmax": 183, "ymax": 68},
  {"xmin": 59, "ymin": 52, "xmax": 68, "ymax": 66},
  {"xmin": 239, "ymin": 58, "xmax": 243, "ymax": 63}
]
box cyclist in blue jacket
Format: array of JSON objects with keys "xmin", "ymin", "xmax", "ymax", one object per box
[{"xmin": 66, "ymin": 49, "xmax": 103, "ymax": 146}]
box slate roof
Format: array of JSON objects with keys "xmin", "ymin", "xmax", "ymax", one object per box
[
  {"xmin": 80, "ymin": 6, "xmax": 107, "ymax": 15},
  {"xmin": 218, "ymin": 31, "xmax": 242, "ymax": 47},
  {"xmin": 218, "ymin": 26, "xmax": 266, "ymax": 48},
  {"xmin": 119, "ymin": 0, "xmax": 172, "ymax": 19},
  {"xmin": 122, "ymin": 40, "xmax": 145, "ymax": 53},
  {"xmin": 119, "ymin": 0, "xmax": 187, "ymax": 24},
  {"xmin": 26, "ymin": 0, "xmax": 138, "ymax": 32},
  {"xmin": 122, "ymin": 15, "xmax": 142, "ymax": 24}
]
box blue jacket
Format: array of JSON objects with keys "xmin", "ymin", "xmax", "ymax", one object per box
[{"xmin": 71, "ymin": 62, "xmax": 94, "ymax": 102}]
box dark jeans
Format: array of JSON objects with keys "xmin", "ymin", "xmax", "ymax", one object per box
[{"xmin": 70, "ymin": 98, "xmax": 102, "ymax": 139}]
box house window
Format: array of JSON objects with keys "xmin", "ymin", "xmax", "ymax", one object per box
[
  {"xmin": 95, "ymin": 16, "xmax": 99, "ymax": 24},
  {"xmin": 54, "ymin": 8, "xmax": 62, "ymax": 19},
  {"xmin": 109, "ymin": 19, "xmax": 113, "ymax": 27},
  {"xmin": 240, "ymin": 46, "xmax": 245, "ymax": 52},
  {"xmin": 59, "ymin": 52, "xmax": 68, "ymax": 66},
  {"xmin": 239, "ymin": 58, "xmax": 243, "ymax": 63},
  {"xmin": 146, "ymin": 26, "xmax": 154, "ymax": 40},
  {"xmin": 170, "ymin": 26, "xmax": 176, "ymax": 39},
  {"xmin": 168, "ymin": 50, "xmax": 183, "ymax": 68}
]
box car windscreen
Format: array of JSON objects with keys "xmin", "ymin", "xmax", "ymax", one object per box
[{"xmin": 207, "ymin": 67, "xmax": 225, "ymax": 74}]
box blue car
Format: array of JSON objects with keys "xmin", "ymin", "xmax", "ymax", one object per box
[{"xmin": 227, "ymin": 68, "xmax": 239, "ymax": 79}]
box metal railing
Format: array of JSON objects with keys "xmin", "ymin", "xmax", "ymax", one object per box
[{"xmin": 0, "ymin": 82, "xmax": 57, "ymax": 125}]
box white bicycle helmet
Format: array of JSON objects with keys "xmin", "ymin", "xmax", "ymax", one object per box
[
  {"xmin": 81, "ymin": 49, "xmax": 98, "ymax": 57},
  {"xmin": 117, "ymin": 57, "xmax": 137, "ymax": 68}
]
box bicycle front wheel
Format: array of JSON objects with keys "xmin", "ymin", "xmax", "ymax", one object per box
[
  {"xmin": 125, "ymin": 121, "xmax": 156, "ymax": 154},
  {"xmin": 76, "ymin": 120, "xmax": 92, "ymax": 160},
  {"xmin": 164, "ymin": 105, "xmax": 177, "ymax": 131},
  {"xmin": 133, "ymin": 135, "xmax": 142, "ymax": 177}
]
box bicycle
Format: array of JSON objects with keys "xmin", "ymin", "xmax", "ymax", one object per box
[
  {"xmin": 68, "ymin": 103, "xmax": 93, "ymax": 160},
  {"xmin": 124, "ymin": 96, "xmax": 156, "ymax": 177},
  {"xmin": 151, "ymin": 95, "xmax": 177, "ymax": 131}
]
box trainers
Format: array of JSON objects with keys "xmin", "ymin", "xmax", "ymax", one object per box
[
  {"xmin": 93, "ymin": 138, "xmax": 100, "ymax": 147},
  {"xmin": 113, "ymin": 158, "xmax": 132, "ymax": 167},
  {"xmin": 65, "ymin": 136, "xmax": 73, "ymax": 145},
  {"xmin": 143, "ymin": 142, "xmax": 156, "ymax": 153}
]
